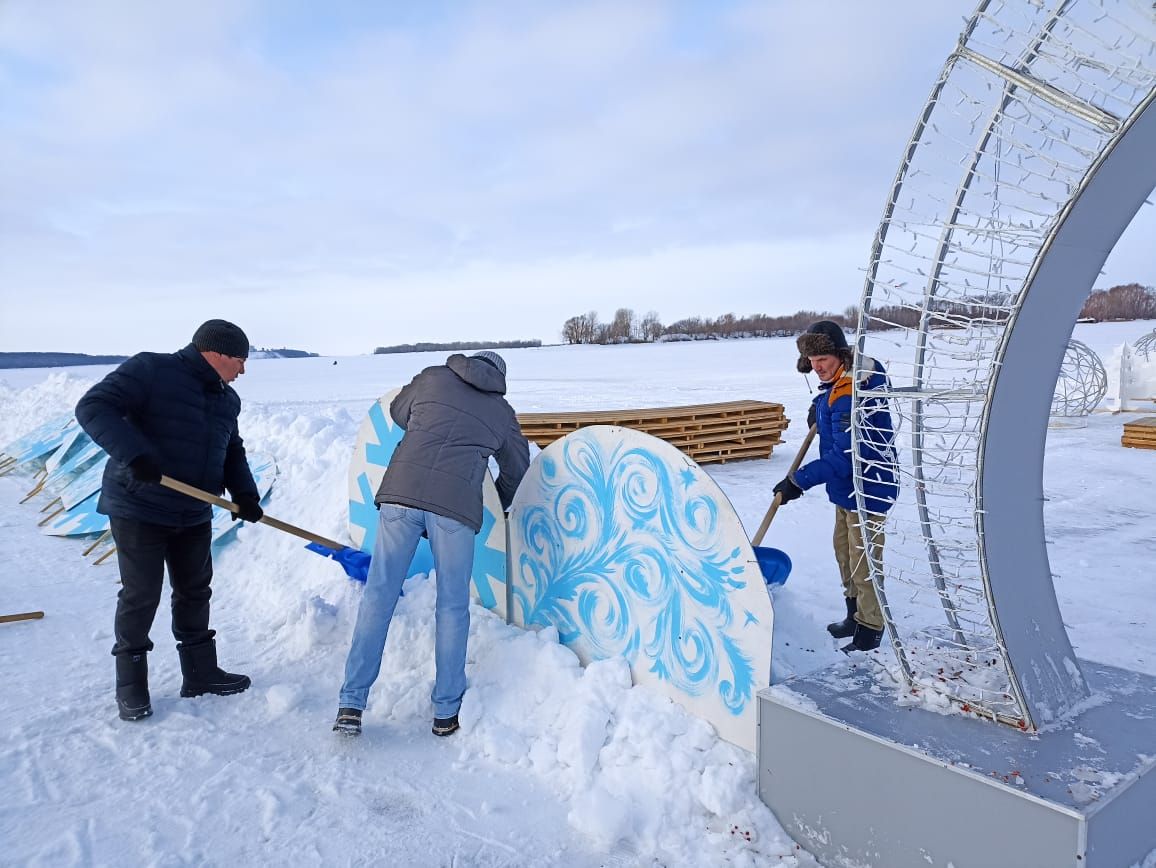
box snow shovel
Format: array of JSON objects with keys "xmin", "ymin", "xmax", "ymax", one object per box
[
  {"xmin": 751, "ymin": 423, "xmax": 818, "ymax": 586},
  {"xmin": 158, "ymin": 476, "xmax": 370, "ymax": 581}
]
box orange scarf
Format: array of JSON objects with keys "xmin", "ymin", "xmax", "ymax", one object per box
[{"xmin": 826, "ymin": 366, "xmax": 852, "ymax": 407}]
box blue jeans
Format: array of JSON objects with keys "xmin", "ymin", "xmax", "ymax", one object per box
[{"xmin": 339, "ymin": 504, "xmax": 475, "ymax": 718}]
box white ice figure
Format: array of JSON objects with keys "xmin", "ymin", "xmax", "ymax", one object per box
[{"xmin": 1104, "ymin": 342, "xmax": 1156, "ymax": 413}]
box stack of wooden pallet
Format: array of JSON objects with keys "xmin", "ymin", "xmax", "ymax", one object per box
[
  {"xmin": 517, "ymin": 400, "xmax": 790, "ymax": 464},
  {"xmin": 1121, "ymin": 416, "xmax": 1156, "ymax": 450}
]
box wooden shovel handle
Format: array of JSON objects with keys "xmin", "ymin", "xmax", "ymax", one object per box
[
  {"xmin": 159, "ymin": 475, "xmax": 347, "ymax": 551},
  {"xmin": 752, "ymin": 423, "xmax": 817, "ymax": 546},
  {"xmin": 1, "ymin": 611, "xmax": 44, "ymax": 624}
]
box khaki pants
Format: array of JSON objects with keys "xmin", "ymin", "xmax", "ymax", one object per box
[{"xmin": 833, "ymin": 506, "xmax": 885, "ymax": 631}]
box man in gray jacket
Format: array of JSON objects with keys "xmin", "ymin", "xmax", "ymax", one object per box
[{"xmin": 334, "ymin": 350, "xmax": 530, "ymax": 737}]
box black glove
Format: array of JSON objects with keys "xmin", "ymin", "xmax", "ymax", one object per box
[
  {"xmin": 231, "ymin": 495, "xmax": 264, "ymax": 523},
  {"xmin": 806, "ymin": 402, "xmax": 817, "ymax": 429},
  {"xmin": 128, "ymin": 455, "xmax": 162, "ymax": 484},
  {"xmin": 773, "ymin": 476, "xmax": 803, "ymax": 505}
]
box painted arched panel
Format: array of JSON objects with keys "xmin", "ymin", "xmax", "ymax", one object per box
[{"xmin": 507, "ymin": 425, "xmax": 773, "ymax": 751}]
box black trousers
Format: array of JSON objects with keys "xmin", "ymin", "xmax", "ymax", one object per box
[{"xmin": 110, "ymin": 517, "xmax": 215, "ymax": 656}]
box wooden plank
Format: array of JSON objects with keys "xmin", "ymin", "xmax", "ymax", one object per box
[
  {"xmin": 1121, "ymin": 417, "xmax": 1156, "ymax": 447},
  {"xmin": 517, "ymin": 400, "xmax": 784, "ymax": 425},
  {"xmin": 525, "ymin": 425, "xmax": 787, "ymax": 447},
  {"xmin": 662, "ymin": 431, "xmax": 783, "ymax": 448},
  {"xmin": 0, "ymin": 611, "xmax": 44, "ymax": 624},
  {"xmin": 630, "ymin": 415, "xmax": 787, "ymax": 437},
  {"xmin": 517, "ymin": 399, "xmax": 791, "ymax": 463},
  {"xmin": 688, "ymin": 444, "xmax": 778, "ymax": 463},
  {"xmin": 519, "ymin": 414, "xmax": 787, "ymax": 437},
  {"xmin": 1121, "ymin": 438, "xmax": 1156, "ymax": 449}
]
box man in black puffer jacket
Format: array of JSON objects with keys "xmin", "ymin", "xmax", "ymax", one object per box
[
  {"xmin": 76, "ymin": 319, "xmax": 262, "ymax": 722},
  {"xmin": 334, "ymin": 350, "xmax": 530, "ymax": 738}
]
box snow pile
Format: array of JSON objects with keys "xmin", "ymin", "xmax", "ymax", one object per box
[
  {"xmin": 351, "ymin": 584, "xmax": 808, "ymax": 865},
  {"xmin": 0, "ymin": 364, "xmax": 814, "ymax": 866},
  {"xmin": 0, "ymin": 371, "xmax": 92, "ymax": 446}
]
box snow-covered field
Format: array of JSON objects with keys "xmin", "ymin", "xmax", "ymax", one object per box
[{"xmin": 2, "ymin": 321, "xmax": 1154, "ymax": 867}]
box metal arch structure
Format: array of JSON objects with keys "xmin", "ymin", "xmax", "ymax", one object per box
[
  {"xmin": 853, "ymin": 2, "xmax": 1156, "ymax": 730},
  {"xmin": 1051, "ymin": 338, "xmax": 1108, "ymax": 417}
]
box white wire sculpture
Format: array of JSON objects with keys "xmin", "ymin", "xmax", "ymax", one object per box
[
  {"xmin": 852, "ymin": 1, "xmax": 1156, "ymax": 730},
  {"xmin": 1134, "ymin": 327, "xmax": 1156, "ymax": 360},
  {"xmin": 1051, "ymin": 339, "xmax": 1108, "ymax": 417}
]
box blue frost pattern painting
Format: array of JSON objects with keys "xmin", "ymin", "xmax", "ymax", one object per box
[
  {"xmin": 511, "ymin": 428, "xmax": 767, "ymax": 721},
  {"xmin": 347, "ymin": 390, "xmax": 507, "ymax": 606}
]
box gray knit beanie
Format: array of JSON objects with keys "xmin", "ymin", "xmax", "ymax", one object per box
[
  {"xmin": 192, "ymin": 319, "xmax": 250, "ymax": 359},
  {"xmin": 471, "ymin": 350, "xmax": 507, "ymax": 376}
]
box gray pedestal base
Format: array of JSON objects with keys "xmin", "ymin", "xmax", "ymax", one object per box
[{"xmin": 757, "ymin": 659, "xmax": 1156, "ymax": 868}]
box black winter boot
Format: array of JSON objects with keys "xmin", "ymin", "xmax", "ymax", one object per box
[
  {"xmin": 178, "ymin": 640, "xmax": 251, "ymax": 698},
  {"xmin": 841, "ymin": 624, "xmax": 885, "ymax": 654},
  {"xmin": 115, "ymin": 652, "xmax": 153, "ymax": 721},
  {"xmin": 333, "ymin": 707, "xmax": 362, "ymax": 736},
  {"xmin": 826, "ymin": 597, "xmax": 857, "ymax": 639}
]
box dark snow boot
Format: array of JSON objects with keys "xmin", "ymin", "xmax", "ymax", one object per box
[
  {"xmin": 826, "ymin": 597, "xmax": 857, "ymax": 639},
  {"xmin": 333, "ymin": 707, "xmax": 362, "ymax": 736},
  {"xmin": 115, "ymin": 652, "xmax": 153, "ymax": 721},
  {"xmin": 841, "ymin": 624, "xmax": 885, "ymax": 654},
  {"xmin": 432, "ymin": 714, "xmax": 460, "ymax": 737},
  {"xmin": 178, "ymin": 640, "xmax": 251, "ymax": 698}
]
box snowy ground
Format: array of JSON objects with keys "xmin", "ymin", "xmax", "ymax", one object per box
[{"xmin": 2, "ymin": 321, "xmax": 1154, "ymax": 867}]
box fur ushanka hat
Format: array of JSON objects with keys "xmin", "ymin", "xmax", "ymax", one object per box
[{"xmin": 796, "ymin": 320, "xmax": 852, "ymax": 374}]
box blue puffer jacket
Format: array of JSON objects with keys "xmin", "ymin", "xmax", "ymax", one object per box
[
  {"xmin": 76, "ymin": 344, "xmax": 258, "ymax": 527},
  {"xmin": 792, "ymin": 355, "xmax": 898, "ymax": 514}
]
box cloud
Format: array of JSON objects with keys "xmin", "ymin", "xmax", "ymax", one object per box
[
  {"xmin": 0, "ymin": 0, "xmax": 1150, "ymax": 355},
  {"xmin": 0, "ymin": 233, "xmax": 871, "ymax": 355}
]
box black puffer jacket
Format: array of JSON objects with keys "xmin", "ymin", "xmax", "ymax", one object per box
[
  {"xmin": 375, "ymin": 354, "xmax": 530, "ymax": 531},
  {"xmin": 75, "ymin": 344, "xmax": 258, "ymax": 527}
]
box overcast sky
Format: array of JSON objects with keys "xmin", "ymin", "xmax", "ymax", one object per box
[{"xmin": 1, "ymin": 1, "xmax": 1152, "ymax": 356}]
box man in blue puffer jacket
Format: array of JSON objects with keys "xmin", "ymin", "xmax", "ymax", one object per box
[
  {"xmin": 76, "ymin": 319, "xmax": 262, "ymax": 721},
  {"xmin": 772, "ymin": 321, "xmax": 898, "ymax": 652}
]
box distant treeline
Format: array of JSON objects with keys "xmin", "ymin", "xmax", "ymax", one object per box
[
  {"xmin": 1079, "ymin": 283, "xmax": 1156, "ymax": 322},
  {"xmin": 373, "ymin": 340, "xmax": 541, "ymax": 355},
  {"xmin": 0, "ymin": 352, "xmax": 129, "ymax": 369},
  {"xmin": 561, "ymin": 282, "xmax": 1154, "ymax": 344},
  {"xmin": 256, "ymin": 347, "xmax": 318, "ymax": 359},
  {"xmin": 868, "ymin": 282, "xmax": 1156, "ymax": 330},
  {"xmin": 561, "ymin": 308, "xmax": 856, "ymax": 344}
]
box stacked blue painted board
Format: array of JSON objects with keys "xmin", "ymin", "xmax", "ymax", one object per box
[
  {"xmin": 0, "ymin": 416, "xmax": 278, "ymax": 550},
  {"xmin": 0, "ymin": 414, "xmax": 76, "ymax": 473}
]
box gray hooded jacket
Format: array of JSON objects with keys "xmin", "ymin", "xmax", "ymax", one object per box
[{"xmin": 374, "ymin": 353, "xmax": 530, "ymax": 532}]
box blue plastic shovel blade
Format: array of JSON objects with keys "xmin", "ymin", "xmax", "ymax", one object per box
[
  {"xmin": 754, "ymin": 546, "xmax": 791, "ymax": 586},
  {"xmin": 304, "ymin": 541, "xmax": 371, "ymax": 582}
]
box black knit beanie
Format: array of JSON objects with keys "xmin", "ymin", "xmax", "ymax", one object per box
[
  {"xmin": 192, "ymin": 319, "xmax": 250, "ymax": 359},
  {"xmin": 796, "ymin": 320, "xmax": 851, "ymax": 374}
]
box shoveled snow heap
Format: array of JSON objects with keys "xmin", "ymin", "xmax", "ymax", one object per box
[{"xmin": 0, "ymin": 364, "xmax": 813, "ymax": 868}]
